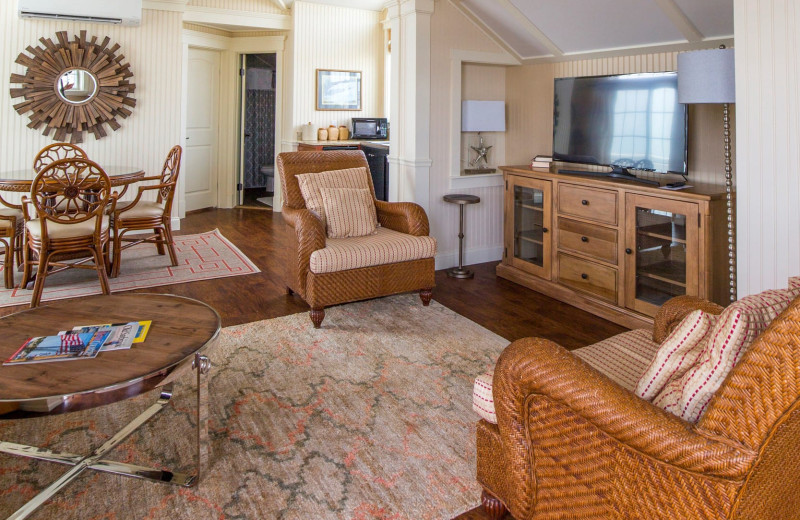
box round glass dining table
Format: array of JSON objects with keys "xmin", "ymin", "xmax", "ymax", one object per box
[{"xmin": 0, "ymin": 165, "xmax": 144, "ymax": 196}]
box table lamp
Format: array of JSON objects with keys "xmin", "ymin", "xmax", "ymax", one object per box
[
  {"xmin": 678, "ymin": 46, "xmax": 736, "ymax": 301},
  {"xmin": 462, "ymin": 100, "xmax": 506, "ymax": 174}
]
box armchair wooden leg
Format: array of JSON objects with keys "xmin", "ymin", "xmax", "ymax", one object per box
[
  {"xmin": 154, "ymin": 227, "xmax": 166, "ymax": 255},
  {"xmin": 30, "ymin": 251, "xmax": 50, "ymax": 308},
  {"xmin": 3, "ymin": 240, "xmax": 13, "ymax": 290},
  {"xmin": 163, "ymin": 225, "xmax": 179, "ymax": 267},
  {"xmin": 20, "ymin": 243, "xmax": 32, "ymax": 290},
  {"xmin": 419, "ymin": 288, "xmax": 433, "ymax": 306},
  {"xmin": 111, "ymin": 229, "xmax": 122, "ymax": 278},
  {"xmin": 93, "ymin": 244, "xmax": 111, "ymax": 295},
  {"xmin": 481, "ymin": 490, "xmax": 508, "ymax": 520},
  {"xmin": 310, "ymin": 308, "xmax": 325, "ymax": 329}
]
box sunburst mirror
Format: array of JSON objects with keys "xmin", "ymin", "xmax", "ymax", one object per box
[{"xmin": 9, "ymin": 30, "xmax": 136, "ymax": 144}]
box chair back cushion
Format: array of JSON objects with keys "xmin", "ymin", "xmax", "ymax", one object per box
[
  {"xmin": 277, "ymin": 151, "xmax": 373, "ymax": 210},
  {"xmin": 296, "ymin": 167, "xmax": 372, "ymax": 229},
  {"xmin": 654, "ymin": 286, "xmax": 800, "ymax": 423},
  {"xmin": 636, "ymin": 310, "xmax": 716, "ymax": 400},
  {"xmin": 321, "ymin": 187, "xmax": 378, "ymax": 238}
]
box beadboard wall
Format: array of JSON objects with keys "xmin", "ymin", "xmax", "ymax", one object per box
[
  {"xmin": 733, "ymin": 0, "xmax": 800, "ymax": 296},
  {"xmin": 288, "ymin": 1, "xmax": 384, "ymax": 140},
  {"xmin": 188, "ymin": 0, "xmax": 287, "ymax": 15},
  {"xmin": 429, "ymin": 0, "xmax": 509, "ymax": 268},
  {"xmin": 505, "ymin": 52, "xmax": 735, "ymax": 188},
  {"xmin": 0, "ymin": 5, "xmax": 183, "ymax": 210}
]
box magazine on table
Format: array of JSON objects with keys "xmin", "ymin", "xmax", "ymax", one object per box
[
  {"xmin": 3, "ymin": 320, "xmax": 152, "ymax": 365},
  {"xmin": 3, "ymin": 330, "xmax": 110, "ymax": 365}
]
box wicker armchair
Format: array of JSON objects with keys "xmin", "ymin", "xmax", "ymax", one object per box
[
  {"xmin": 478, "ymin": 295, "xmax": 800, "ymax": 520},
  {"xmin": 276, "ymin": 150, "xmax": 435, "ymax": 328}
]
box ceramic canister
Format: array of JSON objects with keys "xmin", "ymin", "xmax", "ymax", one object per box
[
  {"xmin": 301, "ymin": 122, "xmax": 315, "ymax": 141},
  {"xmin": 327, "ymin": 125, "xmax": 339, "ymax": 140},
  {"xmin": 338, "ymin": 126, "xmax": 349, "ymax": 140},
  {"xmin": 317, "ymin": 127, "xmax": 328, "ymax": 141}
]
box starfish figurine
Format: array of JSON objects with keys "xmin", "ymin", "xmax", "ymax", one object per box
[{"xmin": 469, "ymin": 134, "xmax": 492, "ymax": 167}]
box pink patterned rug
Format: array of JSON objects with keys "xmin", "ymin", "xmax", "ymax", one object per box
[
  {"xmin": 0, "ymin": 294, "xmax": 508, "ymax": 519},
  {"xmin": 0, "ymin": 229, "xmax": 259, "ymax": 308}
]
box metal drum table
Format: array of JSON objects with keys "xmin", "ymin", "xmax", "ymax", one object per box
[{"xmin": 443, "ymin": 193, "xmax": 480, "ymax": 279}]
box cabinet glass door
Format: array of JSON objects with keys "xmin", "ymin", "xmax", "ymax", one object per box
[
  {"xmin": 506, "ymin": 176, "xmax": 551, "ymax": 278},
  {"xmin": 625, "ymin": 195, "xmax": 698, "ymax": 316}
]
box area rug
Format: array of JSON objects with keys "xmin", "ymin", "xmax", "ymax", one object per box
[
  {"xmin": 0, "ymin": 229, "xmax": 259, "ymax": 308},
  {"xmin": 0, "ymin": 294, "xmax": 509, "ymax": 519}
]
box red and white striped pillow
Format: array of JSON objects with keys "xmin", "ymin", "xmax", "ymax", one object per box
[
  {"xmin": 320, "ymin": 187, "xmax": 378, "ymax": 238},
  {"xmin": 635, "ymin": 310, "xmax": 716, "ymax": 401},
  {"xmin": 653, "ymin": 287, "xmax": 799, "ymax": 423},
  {"xmin": 296, "ymin": 167, "xmax": 372, "ymax": 229}
]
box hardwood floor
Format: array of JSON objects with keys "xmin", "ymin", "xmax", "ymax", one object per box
[{"xmin": 0, "ymin": 208, "xmax": 628, "ymax": 520}]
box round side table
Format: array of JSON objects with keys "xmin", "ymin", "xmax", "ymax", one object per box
[{"xmin": 443, "ymin": 193, "xmax": 480, "ymax": 279}]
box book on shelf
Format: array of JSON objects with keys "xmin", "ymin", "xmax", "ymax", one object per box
[
  {"xmin": 4, "ymin": 330, "xmax": 109, "ymax": 365},
  {"xmin": 531, "ymin": 155, "xmax": 553, "ymax": 169}
]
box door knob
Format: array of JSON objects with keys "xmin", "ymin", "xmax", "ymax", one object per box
[
  {"xmin": 542, "ymin": 227, "xmax": 549, "ymax": 233},
  {"xmin": 625, "ymin": 248, "xmax": 633, "ymax": 254},
  {"xmin": 581, "ymin": 236, "xmax": 589, "ymax": 242},
  {"xmin": 581, "ymin": 199, "xmax": 589, "ymax": 205}
]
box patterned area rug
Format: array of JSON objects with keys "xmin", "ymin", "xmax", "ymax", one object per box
[
  {"xmin": 0, "ymin": 294, "xmax": 509, "ymax": 519},
  {"xmin": 0, "ymin": 229, "xmax": 259, "ymax": 308}
]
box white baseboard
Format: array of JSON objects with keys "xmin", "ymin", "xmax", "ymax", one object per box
[{"xmin": 435, "ymin": 245, "xmax": 502, "ymax": 271}]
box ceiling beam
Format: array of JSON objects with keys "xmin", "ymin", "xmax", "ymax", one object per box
[
  {"xmin": 652, "ymin": 0, "xmax": 703, "ymax": 42},
  {"xmin": 274, "ymin": 0, "xmax": 289, "ymax": 9},
  {"xmin": 449, "ymin": 0, "xmax": 526, "ymax": 61},
  {"xmin": 495, "ymin": 0, "xmax": 563, "ymax": 57}
]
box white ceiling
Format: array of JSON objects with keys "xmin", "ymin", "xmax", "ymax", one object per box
[{"xmin": 454, "ymin": 0, "xmax": 734, "ymax": 62}]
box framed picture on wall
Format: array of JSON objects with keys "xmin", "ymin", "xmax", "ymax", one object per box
[{"xmin": 316, "ymin": 69, "xmax": 362, "ymax": 110}]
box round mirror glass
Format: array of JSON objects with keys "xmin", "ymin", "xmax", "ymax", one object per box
[{"xmin": 55, "ymin": 68, "xmax": 98, "ymax": 105}]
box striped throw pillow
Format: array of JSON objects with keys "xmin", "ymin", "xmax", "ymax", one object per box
[
  {"xmin": 654, "ymin": 287, "xmax": 800, "ymax": 423},
  {"xmin": 636, "ymin": 310, "xmax": 716, "ymax": 401},
  {"xmin": 320, "ymin": 187, "xmax": 378, "ymax": 238},
  {"xmin": 296, "ymin": 167, "xmax": 372, "ymax": 229}
]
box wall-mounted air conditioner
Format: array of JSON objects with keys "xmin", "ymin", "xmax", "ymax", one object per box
[{"xmin": 19, "ymin": 0, "xmax": 142, "ymax": 26}]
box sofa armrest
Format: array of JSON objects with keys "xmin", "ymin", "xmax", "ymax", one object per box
[
  {"xmin": 374, "ymin": 200, "xmax": 429, "ymax": 236},
  {"xmin": 652, "ymin": 295, "xmax": 726, "ymax": 343},
  {"xmin": 491, "ymin": 338, "xmax": 755, "ymax": 517},
  {"xmin": 282, "ymin": 206, "xmax": 326, "ymax": 292}
]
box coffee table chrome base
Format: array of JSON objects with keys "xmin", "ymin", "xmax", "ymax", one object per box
[
  {"xmin": 446, "ymin": 267, "xmax": 474, "ymax": 279},
  {"xmin": 1, "ymin": 353, "xmax": 211, "ymax": 520}
]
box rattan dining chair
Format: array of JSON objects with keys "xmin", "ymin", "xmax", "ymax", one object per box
[
  {"xmin": 109, "ymin": 145, "xmax": 181, "ymax": 278},
  {"xmin": 0, "ymin": 197, "xmax": 23, "ymax": 289},
  {"xmin": 20, "ymin": 158, "xmax": 117, "ymax": 307},
  {"xmin": 33, "ymin": 143, "xmax": 88, "ymax": 173}
]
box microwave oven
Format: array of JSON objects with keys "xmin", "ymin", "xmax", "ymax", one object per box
[{"xmin": 351, "ymin": 118, "xmax": 388, "ymax": 140}]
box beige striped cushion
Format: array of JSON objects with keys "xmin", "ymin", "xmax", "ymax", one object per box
[
  {"xmin": 654, "ymin": 286, "xmax": 800, "ymax": 423},
  {"xmin": 320, "ymin": 187, "xmax": 378, "ymax": 238},
  {"xmin": 309, "ymin": 227, "xmax": 436, "ymax": 274},
  {"xmin": 635, "ymin": 310, "xmax": 716, "ymax": 401},
  {"xmin": 473, "ymin": 329, "xmax": 659, "ymax": 424},
  {"xmin": 296, "ymin": 167, "xmax": 371, "ymax": 228}
]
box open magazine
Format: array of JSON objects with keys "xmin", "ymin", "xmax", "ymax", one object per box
[{"xmin": 3, "ymin": 320, "xmax": 151, "ymax": 365}]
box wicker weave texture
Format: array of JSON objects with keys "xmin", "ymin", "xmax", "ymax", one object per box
[
  {"xmin": 478, "ymin": 295, "xmax": 800, "ymax": 519},
  {"xmin": 306, "ymin": 258, "xmax": 435, "ymax": 309},
  {"xmin": 276, "ymin": 151, "xmax": 435, "ymax": 324},
  {"xmin": 652, "ymin": 295, "xmax": 726, "ymax": 343}
]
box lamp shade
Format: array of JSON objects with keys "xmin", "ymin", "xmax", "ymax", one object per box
[
  {"xmin": 677, "ymin": 48, "xmax": 735, "ymax": 104},
  {"xmin": 462, "ymin": 100, "xmax": 506, "ymax": 132}
]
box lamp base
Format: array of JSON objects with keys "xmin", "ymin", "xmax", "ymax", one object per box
[{"xmin": 463, "ymin": 168, "xmax": 496, "ymax": 175}]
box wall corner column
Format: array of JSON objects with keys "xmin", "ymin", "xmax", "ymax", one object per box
[{"xmin": 387, "ymin": 0, "xmax": 434, "ymax": 212}]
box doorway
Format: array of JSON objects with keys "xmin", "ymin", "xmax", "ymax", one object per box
[
  {"xmin": 185, "ymin": 47, "xmax": 220, "ymax": 212},
  {"xmin": 239, "ymin": 53, "xmax": 277, "ymax": 209}
]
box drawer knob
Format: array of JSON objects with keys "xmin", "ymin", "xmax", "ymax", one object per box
[
  {"xmin": 625, "ymin": 248, "xmax": 633, "ymax": 255},
  {"xmin": 542, "ymin": 227, "xmax": 549, "ymax": 233},
  {"xmin": 581, "ymin": 199, "xmax": 589, "ymax": 205},
  {"xmin": 581, "ymin": 236, "xmax": 589, "ymax": 242},
  {"xmin": 581, "ymin": 273, "xmax": 589, "ymax": 280}
]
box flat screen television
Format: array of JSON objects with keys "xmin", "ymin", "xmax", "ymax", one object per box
[{"xmin": 552, "ymin": 72, "xmax": 687, "ymax": 184}]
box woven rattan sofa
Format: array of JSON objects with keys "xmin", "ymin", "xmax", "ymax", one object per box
[
  {"xmin": 475, "ymin": 294, "xmax": 800, "ymax": 520},
  {"xmin": 276, "ymin": 150, "xmax": 435, "ymax": 328}
]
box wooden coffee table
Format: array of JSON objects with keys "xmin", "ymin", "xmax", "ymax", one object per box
[{"xmin": 0, "ymin": 294, "xmax": 221, "ymax": 520}]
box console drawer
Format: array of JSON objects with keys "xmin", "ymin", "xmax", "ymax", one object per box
[
  {"xmin": 558, "ymin": 218, "xmax": 618, "ymax": 264},
  {"xmin": 558, "ymin": 184, "xmax": 618, "ymax": 225},
  {"xmin": 558, "ymin": 253, "xmax": 618, "ymax": 303}
]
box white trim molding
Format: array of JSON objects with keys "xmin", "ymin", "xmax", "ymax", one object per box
[
  {"xmin": 143, "ymin": 0, "xmax": 187, "ymax": 12},
  {"xmin": 183, "ymin": 6, "xmax": 291, "ymax": 30}
]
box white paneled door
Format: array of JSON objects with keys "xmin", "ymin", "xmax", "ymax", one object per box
[{"xmin": 185, "ymin": 48, "xmax": 220, "ymax": 211}]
